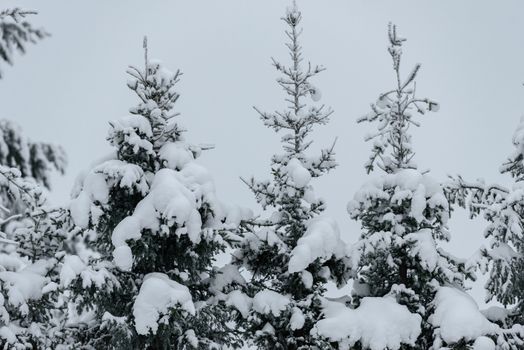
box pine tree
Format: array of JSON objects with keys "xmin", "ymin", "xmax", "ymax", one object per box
[
  {"xmin": 493, "ymin": 118, "xmax": 524, "ymax": 327},
  {"xmin": 0, "ymin": 8, "xmax": 48, "ymax": 78},
  {"xmin": 66, "ymin": 39, "xmax": 243, "ymax": 349},
  {"xmin": 447, "ymin": 116, "xmax": 524, "ymax": 349},
  {"xmin": 331, "ymin": 24, "xmax": 490, "ymax": 349},
  {"xmin": 0, "ymin": 164, "xmax": 71, "ymax": 348},
  {"xmin": 0, "ymin": 9, "xmax": 69, "ymax": 347},
  {"xmin": 0, "ymin": 119, "xmax": 66, "ymax": 214},
  {"xmin": 233, "ymin": 4, "xmax": 348, "ymax": 349},
  {"xmin": 0, "ymin": 9, "xmax": 65, "ymax": 213}
]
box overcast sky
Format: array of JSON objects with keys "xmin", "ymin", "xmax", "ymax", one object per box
[{"xmin": 2, "ymin": 0, "xmax": 524, "ymax": 305}]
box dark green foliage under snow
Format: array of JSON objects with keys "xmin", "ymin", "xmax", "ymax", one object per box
[
  {"xmin": 0, "ymin": 8, "xmax": 48, "ymax": 78},
  {"xmin": 0, "ymin": 4, "xmax": 522, "ymax": 350},
  {"xmin": 65, "ymin": 40, "xmax": 244, "ymax": 349},
  {"xmin": 233, "ymin": 4, "xmax": 348, "ymax": 349}
]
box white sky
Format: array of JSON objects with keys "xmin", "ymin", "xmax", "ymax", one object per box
[{"xmin": 2, "ymin": 0, "xmax": 524, "ymax": 305}]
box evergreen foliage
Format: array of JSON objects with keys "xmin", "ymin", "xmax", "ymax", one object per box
[
  {"xmin": 0, "ymin": 165, "xmax": 70, "ymax": 348},
  {"xmin": 233, "ymin": 4, "xmax": 348, "ymax": 349},
  {"xmin": 343, "ymin": 24, "xmax": 486, "ymax": 350},
  {"xmin": 0, "ymin": 8, "xmax": 48, "ymax": 78},
  {"xmin": 447, "ymin": 117, "xmax": 524, "ymax": 349},
  {"xmin": 0, "ymin": 119, "xmax": 66, "ymax": 214},
  {"xmin": 66, "ymin": 39, "xmax": 243, "ymax": 349}
]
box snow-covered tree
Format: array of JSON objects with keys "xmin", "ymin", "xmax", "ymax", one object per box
[
  {"xmin": 233, "ymin": 4, "xmax": 348, "ymax": 349},
  {"xmin": 490, "ymin": 119, "xmax": 524, "ymax": 327},
  {"xmin": 0, "ymin": 8, "xmax": 48, "ymax": 78},
  {"xmin": 0, "ymin": 164, "xmax": 71, "ymax": 349},
  {"xmin": 315, "ymin": 24, "xmax": 499, "ymax": 350},
  {"xmin": 446, "ymin": 116, "xmax": 524, "ymax": 349},
  {"xmin": 0, "ymin": 119, "xmax": 66, "ymax": 214},
  {"xmin": 0, "ymin": 9, "xmax": 64, "ymax": 213},
  {"xmin": 66, "ymin": 39, "xmax": 244, "ymax": 349},
  {"xmin": 0, "ymin": 10, "xmax": 70, "ymax": 347}
]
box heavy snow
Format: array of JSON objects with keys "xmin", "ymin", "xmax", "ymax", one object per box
[
  {"xmin": 252, "ymin": 290, "xmax": 290, "ymax": 317},
  {"xmin": 133, "ymin": 273, "xmax": 195, "ymax": 335},
  {"xmin": 286, "ymin": 158, "xmax": 311, "ymax": 188},
  {"xmin": 429, "ymin": 287, "xmax": 497, "ymax": 345},
  {"xmin": 314, "ymin": 297, "xmax": 421, "ymax": 350},
  {"xmin": 288, "ymin": 216, "xmax": 346, "ymax": 274},
  {"xmin": 111, "ymin": 168, "xmax": 206, "ymax": 270}
]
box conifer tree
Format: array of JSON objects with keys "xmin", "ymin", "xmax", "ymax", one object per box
[
  {"xmin": 233, "ymin": 4, "xmax": 348, "ymax": 349},
  {"xmin": 0, "ymin": 9, "xmax": 64, "ymax": 213},
  {"xmin": 447, "ymin": 117, "xmax": 524, "ymax": 349},
  {"xmin": 490, "ymin": 118, "xmax": 524, "ymax": 327},
  {"xmin": 0, "ymin": 8, "xmax": 48, "ymax": 78},
  {"xmin": 0, "ymin": 119, "xmax": 66, "ymax": 214},
  {"xmin": 317, "ymin": 24, "xmax": 496, "ymax": 350},
  {"xmin": 0, "ymin": 164, "xmax": 71, "ymax": 348},
  {"xmin": 0, "ymin": 9, "xmax": 69, "ymax": 347},
  {"xmin": 66, "ymin": 39, "xmax": 243, "ymax": 349}
]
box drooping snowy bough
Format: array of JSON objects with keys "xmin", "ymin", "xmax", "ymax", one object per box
[{"xmin": 0, "ymin": 8, "xmax": 49, "ymax": 78}]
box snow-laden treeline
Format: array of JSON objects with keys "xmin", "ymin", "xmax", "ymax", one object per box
[{"xmin": 0, "ymin": 4, "xmax": 522, "ymax": 350}]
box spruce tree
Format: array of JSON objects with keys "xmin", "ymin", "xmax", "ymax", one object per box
[
  {"xmin": 233, "ymin": 4, "xmax": 348, "ymax": 349},
  {"xmin": 0, "ymin": 8, "xmax": 48, "ymax": 78},
  {"xmin": 0, "ymin": 119, "xmax": 66, "ymax": 214},
  {"xmin": 324, "ymin": 24, "xmax": 493, "ymax": 349},
  {"xmin": 0, "ymin": 9, "xmax": 69, "ymax": 347},
  {"xmin": 447, "ymin": 117, "xmax": 524, "ymax": 349},
  {"xmin": 491, "ymin": 118, "xmax": 524, "ymax": 328},
  {"xmin": 0, "ymin": 164, "xmax": 71, "ymax": 348},
  {"xmin": 0, "ymin": 9, "xmax": 64, "ymax": 213},
  {"xmin": 66, "ymin": 39, "xmax": 242, "ymax": 349}
]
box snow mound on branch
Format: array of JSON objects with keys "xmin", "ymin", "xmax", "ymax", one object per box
[
  {"xmin": 481, "ymin": 306, "xmax": 509, "ymax": 323},
  {"xmin": 488, "ymin": 242, "xmax": 519, "ymax": 261},
  {"xmin": 429, "ymin": 287, "xmax": 497, "ymax": 345},
  {"xmin": 179, "ymin": 162, "xmax": 217, "ymax": 204},
  {"xmin": 288, "ymin": 217, "xmax": 346, "ymax": 273},
  {"xmin": 70, "ymin": 151, "xmax": 115, "ymax": 196},
  {"xmin": 108, "ymin": 115, "xmax": 154, "ymax": 154},
  {"xmin": 70, "ymin": 159, "xmax": 148, "ymax": 229},
  {"xmin": 110, "ymin": 115, "xmax": 153, "ymax": 138},
  {"xmin": 210, "ymin": 264, "xmax": 246, "ymax": 293},
  {"xmin": 225, "ymin": 290, "xmax": 252, "ymax": 319},
  {"xmin": 59, "ymin": 254, "xmax": 111, "ymax": 289},
  {"xmin": 290, "ymin": 307, "xmax": 305, "ymax": 330},
  {"xmin": 159, "ymin": 142, "xmax": 195, "ymax": 170},
  {"xmin": 243, "ymin": 227, "xmax": 288, "ymax": 253},
  {"xmin": 96, "ymin": 160, "xmax": 148, "ymax": 192},
  {"xmin": 472, "ymin": 336, "xmax": 496, "ymax": 350},
  {"xmin": 70, "ymin": 172, "xmax": 109, "ymax": 229},
  {"xmin": 0, "ymin": 326, "xmax": 16, "ymax": 344},
  {"xmin": 252, "ymin": 290, "xmax": 290, "ymax": 317},
  {"xmin": 286, "ymin": 158, "xmax": 311, "ymax": 188},
  {"xmin": 111, "ymin": 168, "xmax": 206, "ymax": 270},
  {"xmin": 133, "ymin": 273, "xmax": 195, "ymax": 335},
  {"xmin": 0, "ymin": 265, "xmax": 47, "ymax": 312},
  {"xmin": 60, "ymin": 255, "xmax": 86, "ymax": 287},
  {"xmin": 314, "ymin": 297, "xmax": 421, "ymax": 350},
  {"xmin": 404, "ymin": 228, "xmax": 439, "ymax": 271}
]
